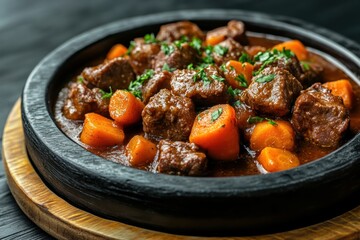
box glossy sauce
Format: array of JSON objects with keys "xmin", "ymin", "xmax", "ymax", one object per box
[{"xmin": 54, "ymin": 35, "xmax": 360, "ymax": 177}]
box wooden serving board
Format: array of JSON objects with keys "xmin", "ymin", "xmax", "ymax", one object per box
[{"xmin": 2, "ymin": 99, "xmax": 360, "ymax": 240}]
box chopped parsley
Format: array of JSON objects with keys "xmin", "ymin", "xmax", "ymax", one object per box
[
  {"xmin": 99, "ymin": 86, "xmax": 113, "ymax": 99},
  {"xmin": 128, "ymin": 69, "xmax": 154, "ymax": 99},
  {"xmin": 211, "ymin": 74, "xmax": 225, "ymax": 82},
  {"xmin": 220, "ymin": 63, "xmax": 227, "ymax": 72},
  {"xmin": 253, "ymin": 48, "xmax": 295, "ymax": 75},
  {"xmin": 227, "ymin": 86, "xmax": 242, "ymax": 97},
  {"xmin": 211, "ymin": 108, "xmax": 223, "ymax": 122},
  {"xmin": 235, "ymin": 74, "xmax": 248, "ymax": 87},
  {"xmin": 187, "ymin": 63, "xmax": 194, "ymax": 70},
  {"xmin": 233, "ymin": 100, "xmax": 242, "ymax": 107},
  {"xmin": 161, "ymin": 43, "xmax": 175, "ymax": 55},
  {"xmin": 126, "ymin": 41, "xmax": 136, "ymax": 55},
  {"xmin": 77, "ymin": 75, "xmax": 84, "ymax": 83},
  {"xmin": 247, "ymin": 116, "xmax": 277, "ymax": 126},
  {"xmin": 144, "ymin": 33, "xmax": 158, "ymax": 44},
  {"xmin": 239, "ymin": 53, "xmax": 254, "ymax": 64},
  {"xmin": 189, "ymin": 37, "xmax": 202, "ymax": 54},
  {"xmin": 301, "ymin": 61, "xmax": 310, "ymax": 71},
  {"xmin": 255, "ymin": 74, "xmax": 276, "ymax": 83},
  {"xmin": 193, "ymin": 67, "xmax": 211, "ymax": 84},
  {"xmin": 162, "ymin": 63, "xmax": 176, "ymax": 72},
  {"xmin": 214, "ymin": 45, "xmax": 228, "ymax": 56},
  {"xmin": 174, "ymin": 35, "xmax": 189, "ymax": 48}
]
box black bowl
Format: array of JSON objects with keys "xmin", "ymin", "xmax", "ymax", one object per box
[{"xmin": 22, "ymin": 10, "xmax": 360, "ymax": 235}]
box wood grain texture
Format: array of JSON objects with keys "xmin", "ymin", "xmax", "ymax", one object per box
[{"xmin": 2, "ymin": 99, "xmax": 360, "ymax": 240}]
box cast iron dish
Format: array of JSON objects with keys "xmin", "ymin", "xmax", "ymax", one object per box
[{"xmin": 22, "ymin": 10, "xmax": 360, "ymax": 235}]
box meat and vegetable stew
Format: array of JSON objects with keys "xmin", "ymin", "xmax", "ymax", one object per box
[{"xmin": 55, "ymin": 20, "xmax": 360, "ymax": 177}]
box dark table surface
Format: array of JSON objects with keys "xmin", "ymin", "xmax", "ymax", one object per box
[{"xmin": 1, "ymin": 0, "xmax": 359, "ymax": 239}]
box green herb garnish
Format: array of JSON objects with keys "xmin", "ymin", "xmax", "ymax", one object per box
[
  {"xmin": 227, "ymin": 86, "xmax": 242, "ymax": 97},
  {"xmin": 128, "ymin": 69, "xmax": 154, "ymax": 99},
  {"xmin": 144, "ymin": 33, "xmax": 158, "ymax": 44},
  {"xmin": 220, "ymin": 64, "xmax": 227, "ymax": 72},
  {"xmin": 247, "ymin": 116, "xmax": 277, "ymax": 126},
  {"xmin": 99, "ymin": 86, "xmax": 113, "ymax": 99},
  {"xmin": 126, "ymin": 41, "xmax": 136, "ymax": 55},
  {"xmin": 174, "ymin": 36, "xmax": 189, "ymax": 48},
  {"xmin": 239, "ymin": 53, "xmax": 254, "ymax": 64},
  {"xmin": 77, "ymin": 75, "xmax": 84, "ymax": 83},
  {"xmin": 161, "ymin": 43, "xmax": 175, "ymax": 55},
  {"xmin": 187, "ymin": 63, "xmax": 194, "ymax": 70},
  {"xmin": 253, "ymin": 48, "xmax": 295, "ymax": 75},
  {"xmin": 189, "ymin": 37, "xmax": 202, "ymax": 54},
  {"xmin": 214, "ymin": 45, "xmax": 228, "ymax": 56},
  {"xmin": 193, "ymin": 67, "xmax": 211, "ymax": 84},
  {"xmin": 162, "ymin": 63, "xmax": 176, "ymax": 72},
  {"xmin": 301, "ymin": 61, "xmax": 310, "ymax": 71},
  {"xmin": 235, "ymin": 74, "xmax": 248, "ymax": 87},
  {"xmin": 233, "ymin": 100, "xmax": 242, "ymax": 107},
  {"xmin": 211, "ymin": 108, "xmax": 223, "ymax": 122},
  {"xmin": 255, "ymin": 74, "xmax": 276, "ymax": 83},
  {"xmin": 211, "ymin": 74, "xmax": 225, "ymax": 82}
]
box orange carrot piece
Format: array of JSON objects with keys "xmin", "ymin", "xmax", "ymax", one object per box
[
  {"xmin": 189, "ymin": 104, "xmax": 239, "ymax": 161},
  {"xmin": 106, "ymin": 44, "xmax": 128, "ymax": 60},
  {"xmin": 206, "ymin": 33, "xmax": 226, "ymax": 46},
  {"xmin": 126, "ymin": 135, "xmax": 157, "ymax": 166},
  {"xmin": 258, "ymin": 147, "xmax": 300, "ymax": 172},
  {"xmin": 272, "ymin": 40, "xmax": 308, "ymax": 61},
  {"xmin": 109, "ymin": 90, "xmax": 145, "ymax": 126},
  {"xmin": 250, "ymin": 120, "xmax": 295, "ymax": 151},
  {"xmin": 80, "ymin": 113, "xmax": 125, "ymax": 147},
  {"xmin": 225, "ymin": 60, "xmax": 254, "ymax": 89},
  {"xmin": 323, "ymin": 79, "xmax": 354, "ymax": 109}
]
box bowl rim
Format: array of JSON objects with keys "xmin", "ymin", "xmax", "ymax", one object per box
[{"xmin": 22, "ymin": 9, "xmax": 360, "ymax": 198}]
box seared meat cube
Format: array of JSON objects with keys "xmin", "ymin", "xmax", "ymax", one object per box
[
  {"xmin": 291, "ymin": 83, "xmax": 349, "ymax": 147},
  {"xmin": 153, "ymin": 42, "xmax": 199, "ymax": 71},
  {"xmin": 170, "ymin": 65, "xmax": 229, "ymax": 106},
  {"xmin": 298, "ymin": 62, "xmax": 323, "ymax": 88},
  {"xmin": 212, "ymin": 38, "xmax": 244, "ymax": 66},
  {"xmin": 240, "ymin": 67, "xmax": 302, "ymax": 117},
  {"xmin": 142, "ymin": 70, "xmax": 172, "ymax": 104},
  {"xmin": 129, "ymin": 38, "xmax": 161, "ymax": 75},
  {"xmin": 156, "ymin": 21, "xmax": 205, "ymax": 42},
  {"xmin": 206, "ymin": 20, "xmax": 248, "ymax": 45},
  {"xmin": 154, "ymin": 140, "xmax": 207, "ymax": 176},
  {"xmin": 63, "ymin": 82, "xmax": 109, "ymax": 120},
  {"xmin": 234, "ymin": 101, "xmax": 256, "ymax": 131},
  {"xmin": 81, "ymin": 57, "xmax": 135, "ymax": 91},
  {"xmin": 142, "ymin": 89, "xmax": 196, "ymax": 141}
]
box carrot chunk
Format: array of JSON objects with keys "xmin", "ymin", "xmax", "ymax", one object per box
[
  {"xmin": 109, "ymin": 90, "xmax": 145, "ymax": 126},
  {"xmin": 272, "ymin": 40, "xmax": 308, "ymax": 61},
  {"xmin": 258, "ymin": 147, "xmax": 300, "ymax": 172},
  {"xmin": 126, "ymin": 135, "xmax": 157, "ymax": 166},
  {"xmin": 189, "ymin": 104, "xmax": 239, "ymax": 161},
  {"xmin": 106, "ymin": 44, "xmax": 128, "ymax": 60},
  {"xmin": 80, "ymin": 113, "xmax": 125, "ymax": 147},
  {"xmin": 250, "ymin": 120, "xmax": 295, "ymax": 151},
  {"xmin": 206, "ymin": 33, "xmax": 226, "ymax": 46},
  {"xmin": 323, "ymin": 79, "xmax": 354, "ymax": 109},
  {"xmin": 225, "ymin": 60, "xmax": 254, "ymax": 89}
]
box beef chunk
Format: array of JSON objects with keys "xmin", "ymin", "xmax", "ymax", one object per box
[
  {"xmin": 298, "ymin": 62, "xmax": 323, "ymax": 88},
  {"xmin": 291, "ymin": 83, "xmax": 349, "ymax": 147},
  {"xmin": 129, "ymin": 38, "xmax": 161, "ymax": 75},
  {"xmin": 170, "ymin": 65, "xmax": 229, "ymax": 106},
  {"xmin": 212, "ymin": 38, "xmax": 244, "ymax": 66},
  {"xmin": 153, "ymin": 42, "xmax": 199, "ymax": 71},
  {"xmin": 156, "ymin": 21, "xmax": 205, "ymax": 42},
  {"xmin": 142, "ymin": 70, "xmax": 172, "ymax": 104},
  {"xmin": 142, "ymin": 89, "xmax": 196, "ymax": 141},
  {"xmin": 240, "ymin": 67, "xmax": 302, "ymax": 117},
  {"xmin": 206, "ymin": 20, "xmax": 248, "ymax": 45},
  {"xmin": 254, "ymin": 55, "xmax": 303, "ymax": 81},
  {"xmin": 63, "ymin": 82, "xmax": 109, "ymax": 120},
  {"xmin": 81, "ymin": 57, "xmax": 135, "ymax": 91},
  {"xmin": 154, "ymin": 140, "xmax": 207, "ymax": 176},
  {"xmin": 234, "ymin": 101, "xmax": 256, "ymax": 131}
]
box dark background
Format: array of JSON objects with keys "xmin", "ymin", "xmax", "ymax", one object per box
[{"xmin": 0, "ymin": 0, "xmax": 359, "ymax": 238}]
